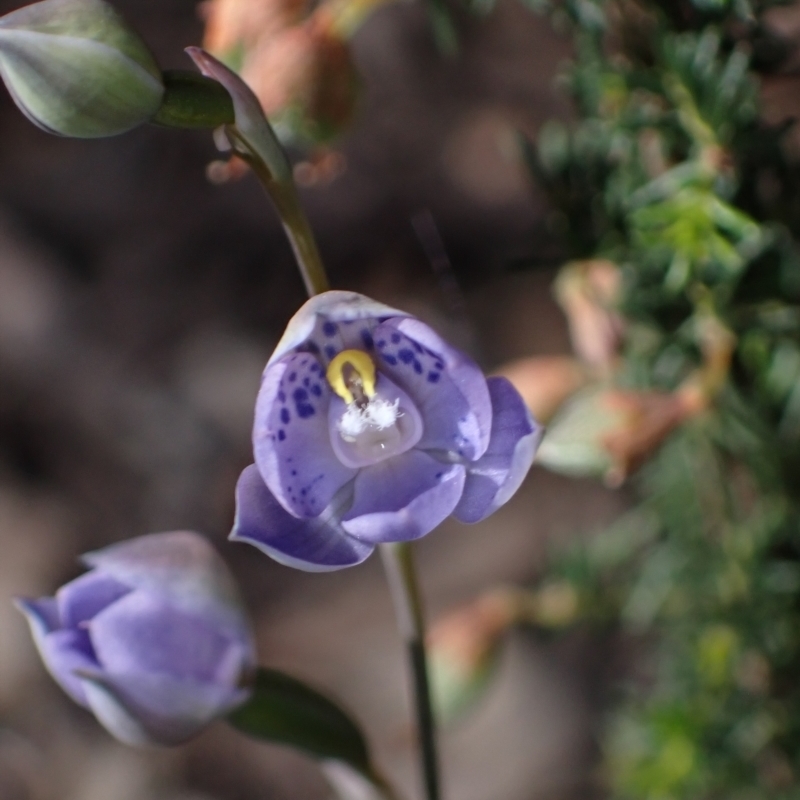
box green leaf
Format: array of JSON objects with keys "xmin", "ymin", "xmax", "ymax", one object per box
[{"xmin": 228, "ymin": 667, "xmax": 373, "ymax": 778}]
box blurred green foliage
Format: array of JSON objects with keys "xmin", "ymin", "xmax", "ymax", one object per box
[{"xmin": 523, "ymin": 0, "xmax": 800, "ymax": 795}]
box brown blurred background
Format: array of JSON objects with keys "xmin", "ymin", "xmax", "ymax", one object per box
[{"xmin": 0, "ymin": 0, "xmax": 629, "ymax": 797}]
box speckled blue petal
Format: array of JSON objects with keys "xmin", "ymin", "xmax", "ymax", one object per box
[
  {"xmin": 89, "ymin": 591, "xmax": 251, "ymax": 686},
  {"xmin": 268, "ymin": 291, "xmax": 408, "ymax": 366},
  {"xmin": 342, "ymin": 450, "xmax": 466, "ymax": 543},
  {"xmin": 56, "ymin": 571, "xmax": 131, "ymax": 629},
  {"xmin": 231, "ymin": 465, "xmax": 373, "ymax": 571},
  {"xmin": 15, "ymin": 597, "xmax": 97, "ymax": 706},
  {"xmin": 373, "ymin": 318, "xmax": 492, "ymax": 461},
  {"xmin": 254, "ymin": 352, "xmax": 356, "ymax": 518},
  {"xmin": 453, "ymin": 377, "xmax": 542, "ymax": 523},
  {"xmin": 78, "ymin": 668, "xmax": 249, "ymax": 746}
]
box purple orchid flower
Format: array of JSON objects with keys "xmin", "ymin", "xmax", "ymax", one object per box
[
  {"xmin": 232, "ymin": 291, "xmax": 543, "ymax": 571},
  {"xmin": 15, "ymin": 531, "xmax": 255, "ymax": 746}
]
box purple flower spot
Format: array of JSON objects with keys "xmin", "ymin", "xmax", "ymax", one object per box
[
  {"xmin": 289, "ymin": 372, "xmax": 297, "ymax": 382},
  {"xmin": 435, "ymin": 472, "xmax": 443, "ymax": 479},
  {"xmin": 361, "ymin": 329, "xmax": 374, "ymax": 350},
  {"xmin": 293, "ymin": 388, "xmax": 309, "ymax": 402},
  {"xmin": 311, "ymin": 384, "xmax": 322, "ymax": 397},
  {"xmin": 297, "ymin": 404, "xmax": 316, "ymax": 419},
  {"xmin": 291, "ymin": 470, "xmax": 297, "ymax": 476},
  {"xmin": 303, "ymin": 377, "xmax": 310, "ymax": 387},
  {"xmin": 391, "ymin": 333, "xmax": 401, "ymax": 344},
  {"xmin": 280, "ymin": 408, "xmax": 290, "ymax": 424},
  {"xmin": 323, "ymin": 321, "xmax": 337, "ymax": 337},
  {"xmin": 435, "ymin": 361, "xmax": 444, "ymax": 370},
  {"xmin": 278, "ymin": 390, "xmax": 286, "ymax": 403},
  {"xmin": 325, "ymin": 345, "xmax": 337, "ymax": 360},
  {"xmin": 384, "ymin": 355, "xmax": 398, "ymax": 366},
  {"xmin": 412, "ymin": 341, "xmax": 423, "ymax": 354},
  {"xmin": 278, "ymin": 430, "xmax": 286, "ymax": 441},
  {"xmin": 301, "ymin": 488, "xmax": 307, "ymax": 496},
  {"xmin": 427, "ymin": 371, "xmax": 441, "ymax": 383},
  {"xmin": 310, "ymin": 363, "xmax": 320, "ymax": 373},
  {"xmin": 377, "ymin": 339, "xmax": 386, "ymax": 349},
  {"xmin": 413, "ymin": 359, "xmax": 423, "ymax": 374},
  {"xmin": 398, "ymin": 349, "xmax": 415, "ymax": 364}
]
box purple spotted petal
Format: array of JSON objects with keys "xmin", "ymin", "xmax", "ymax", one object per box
[
  {"xmin": 373, "ymin": 318, "xmax": 492, "ymax": 461},
  {"xmin": 254, "ymin": 352, "xmax": 356, "ymax": 518},
  {"xmin": 89, "ymin": 591, "xmax": 251, "ymax": 686},
  {"xmin": 342, "ymin": 450, "xmax": 466, "ymax": 543},
  {"xmin": 453, "ymin": 377, "xmax": 542, "ymax": 523},
  {"xmin": 231, "ymin": 464, "xmax": 373, "ymax": 571},
  {"xmin": 78, "ymin": 668, "xmax": 248, "ymax": 746},
  {"xmin": 15, "ymin": 598, "xmax": 97, "ymax": 706},
  {"xmin": 56, "ymin": 571, "xmax": 132, "ymax": 629},
  {"xmin": 269, "ymin": 291, "xmax": 408, "ymax": 366}
]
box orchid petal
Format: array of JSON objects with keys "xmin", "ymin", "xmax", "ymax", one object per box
[
  {"xmin": 373, "ymin": 318, "xmax": 492, "ymax": 461},
  {"xmin": 254, "ymin": 352, "xmax": 356, "ymax": 518},
  {"xmin": 89, "ymin": 590, "xmax": 252, "ymax": 686},
  {"xmin": 231, "ymin": 464, "xmax": 373, "ymax": 571},
  {"xmin": 342, "ymin": 450, "xmax": 466, "ymax": 543},
  {"xmin": 15, "ymin": 596, "xmax": 97, "ymax": 706},
  {"xmin": 453, "ymin": 377, "xmax": 542, "ymax": 523},
  {"xmin": 56, "ymin": 570, "xmax": 131, "ymax": 628},
  {"xmin": 79, "ymin": 668, "xmax": 248, "ymax": 746},
  {"xmin": 82, "ymin": 532, "xmax": 250, "ymax": 638},
  {"xmin": 268, "ymin": 291, "xmax": 408, "ymax": 366}
]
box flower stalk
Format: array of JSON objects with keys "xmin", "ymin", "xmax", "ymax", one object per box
[
  {"xmin": 185, "ymin": 47, "xmax": 328, "ymax": 297},
  {"xmin": 238, "ymin": 149, "xmax": 330, "ymax": 296},
  {"xmin": 380, "ymin": 542, "xmax": 440, "ymax": 800}
]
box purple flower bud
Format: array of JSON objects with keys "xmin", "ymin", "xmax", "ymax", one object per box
[
  {"xmin": 15, "ymin": 531, "xmax": 255, "ymax": 746},
  {"xmin": 232, "ymin": 291, "xmax": 544, "ymax": 571}
]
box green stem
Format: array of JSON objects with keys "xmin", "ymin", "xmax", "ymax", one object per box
[
  {"xmin": 238, "ymin": 149, "xmax": 330, "ymax": 297},
  {"xmin": 173, "ymin": 51, "xmax": 329, "ymax": 297},
  {"xmin": 380, "ymin": 542, "xmax": 440, "ymax": 800}
]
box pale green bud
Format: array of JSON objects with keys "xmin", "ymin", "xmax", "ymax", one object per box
[{"xmin": 0, "ymin": 0, "xmax": 163, "ymax": 137}]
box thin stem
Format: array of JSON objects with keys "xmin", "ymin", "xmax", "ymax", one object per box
[
  {"xmin": 380, "ymin": 542, "xmax": 440, "ymax": 800},
  {"xmin": 243, "ymin": 154, "xmax": 330, "ymax": 297}
]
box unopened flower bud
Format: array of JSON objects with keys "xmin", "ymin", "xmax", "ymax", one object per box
[
  {"xmin": 15, "ymin": 531, "xmax": 255, "ymax": 746},
  {"xmin": 0, "ymin": 0, "xmax": 164, "ymax": 137}
]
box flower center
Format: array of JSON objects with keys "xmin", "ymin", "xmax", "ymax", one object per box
[
  {"xmin": 326, "ymin": 349, "xmax": 377, "ymax": 407},
  {"xmin": 326, "ymin": 349, "xmax": 422, "ymax": 467}
]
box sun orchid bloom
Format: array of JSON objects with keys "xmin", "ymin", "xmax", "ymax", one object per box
[
  {"xmin": 232, "ymin": 291, "xmax": 543, "ymax": 571},
  {"xmin": 15, "ymin": 531, "xmax": 255, "ymax": 746}
]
